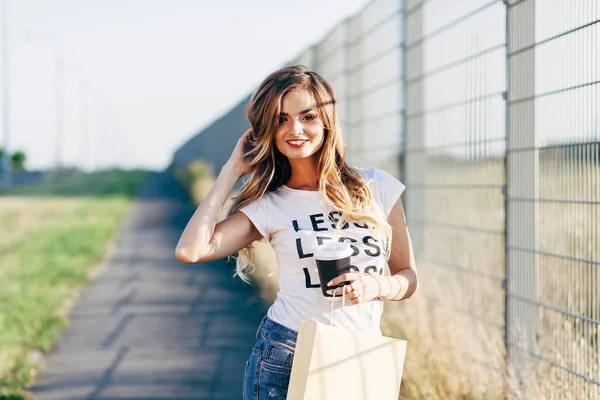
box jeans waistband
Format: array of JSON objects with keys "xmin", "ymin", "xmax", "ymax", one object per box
[{"xmin": 256, "ymin": 316, "xmax": 298, "ymax": 344}]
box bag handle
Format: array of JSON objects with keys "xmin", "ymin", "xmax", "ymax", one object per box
[
  {"xmin": 330, "ymin": 286, "xmax": 347, "ymax": 328},
  {"xmin": 329, "ymin": 285, "xmax": 383, "ymax": 332}
]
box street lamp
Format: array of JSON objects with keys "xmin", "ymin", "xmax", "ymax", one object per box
[
  {"xmin": 1, "ymin": 0, "xmax": 12, "ymax": 190},
  {"xmin": 22, "ymin": 32, "xmax": 64, "ymax": 174}
]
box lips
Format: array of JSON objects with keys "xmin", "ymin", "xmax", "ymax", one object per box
[{"xmin": 287, "ymin": 140, "xmax": 307, "ymax": 148}]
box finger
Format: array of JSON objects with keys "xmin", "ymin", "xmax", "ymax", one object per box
[
  {"xmin": 327, "ymin": 283, "xmax": 360, "ymax": 298},
  {"xmin": 327, "ymin": 283, "xmax": 353, "ymax": 297},
  {"xmin": 349, "ymin": 291, "xmax": 362, "ymax": 304},
  {"xmin": 335, "ymin": 287, "xmax": 350, "ymax": 298},
  {"xmin": 240, "ymin": 128, "xmax": 253, "ymax": 141},
  {"xmin": 343, "ymin": 281, "xmax": 362, "ymax": 294},
  {"xmin": 348, "ymin": 287, "xmax": 361, "ymax": 300},
  {"xmin": 327, "ymin": 273, "xmax": 358, "ymax": 287},
  {"xmin": 341, "ymin": 284, "xmax": 353, "ymax": 295}
]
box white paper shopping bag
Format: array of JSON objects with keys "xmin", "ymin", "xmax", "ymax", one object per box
[{"xmin": 287, "ymin": 290, "xmax": 407, "ymax": 400}]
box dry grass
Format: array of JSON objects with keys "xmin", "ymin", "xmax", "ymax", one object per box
[
  {"xmin": 0, "ymin": 197, "xmax": 82, "ymax": 248},
  {"xmin": 382, "ymin": 266, "xmax": 507, "ymax": 400},
  {"xmin": 420, "ymin": 158, "xmax": 599, "ymax": 399}
]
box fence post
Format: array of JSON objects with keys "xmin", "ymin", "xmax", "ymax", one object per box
[
  {"xmin": 505, "ymin": 0, "xmax": 539, "ymax": 393},
  {"xmin": 346, "ymin": 16, "xmax": 361, "ymax": 166},
  {"xmin": 404, "ymin": 0, "xmax": 425, "ymax": 260},
  {"xmin": 342, "ymin": 17, "xmax": 352, "ymax": 157},
  {"xmin": 399, "ymin": 0, "xmax": 407, "ymax": 183}
]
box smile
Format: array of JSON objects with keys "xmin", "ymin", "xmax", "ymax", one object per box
[{"xmin": 287, "ymin": 140, "xmax": 308, "ymax": 148}]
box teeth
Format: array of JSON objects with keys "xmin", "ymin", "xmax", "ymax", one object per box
[{"xmin": 289, "ymin": 140, "xmax": 305, "ymax": 145}]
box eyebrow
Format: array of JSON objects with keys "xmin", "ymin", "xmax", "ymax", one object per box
[{"xmin": 279, "ymin": 108, "xmax": 316, "ymax": 116}]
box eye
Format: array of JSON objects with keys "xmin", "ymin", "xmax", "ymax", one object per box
[
  {"xmin": 303, "ymin": 114, "xmax": 317, "ymax": 121},
  {"xmin": 279, "ymin": 115, "xmax": 289, "ymax": 124}
]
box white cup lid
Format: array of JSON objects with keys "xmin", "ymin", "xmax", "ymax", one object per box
[{"xmin": 314, "ymin": 242, "xmax": 353, "ymax": 260}]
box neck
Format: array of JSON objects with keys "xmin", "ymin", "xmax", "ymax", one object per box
[{"xmin": 286, "ymin": 157, "xmax": 319, "ymax": 191}]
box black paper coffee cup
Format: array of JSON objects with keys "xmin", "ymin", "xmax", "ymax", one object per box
[{"xmin": 314, "ymin": 243, "xmax": 353, "ymax": 298}]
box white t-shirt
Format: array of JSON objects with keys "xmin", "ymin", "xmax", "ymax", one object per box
[{"xmin": 239, "ymin": 168, "xmax": 406, "ymax": 334}]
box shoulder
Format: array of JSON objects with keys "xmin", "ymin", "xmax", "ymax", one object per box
[
  {"xmin": 238, "ymin": 186, "xmax": 293, "ymax": 215},
  {"xmin": 354, "ymin": 167, "xmax": 405, "ymax": 215},
  {"xmin": 374, "ymin": 168, "xmax": 403, "ymax": 187},
  {"xmin": 354, "ymin": 167, "xmax": 402, "ymax": 187},
  {"xmin": 239, "ymin": 190, "xmax": 275, "ymax": 211},
  {"xmin": 238, "ymin": 190, "xmax": 279, "ymax": 239},
  {"xmin": 354, "ymin": 167, "xmax": 375, "ymax": 180}
]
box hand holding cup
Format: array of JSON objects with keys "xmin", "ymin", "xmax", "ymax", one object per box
[{"xmin": 314, "ymin": 243, "xmax": 353, "ymax": 300}]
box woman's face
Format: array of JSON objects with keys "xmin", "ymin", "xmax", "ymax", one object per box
[{"xmin": 275, "ymin": 89, "xmax": 325, "ymax": 161}]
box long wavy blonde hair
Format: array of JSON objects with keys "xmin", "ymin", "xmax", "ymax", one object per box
[{"xmin": 227, "ymin": 65, "xmax": 392, "ymax": 282}]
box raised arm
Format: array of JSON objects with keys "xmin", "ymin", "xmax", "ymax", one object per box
[{"xmin": 175, "ymin": 129, "xmax": 262, "ymax": 264}]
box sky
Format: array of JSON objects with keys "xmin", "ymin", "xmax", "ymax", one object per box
[
  {"xmin": 0, "ymin": 0, "xmax": 370, "ymax": 171},
  {"xmin": 2, "ymin": 0, "xmax": 597, "ymax": 172}
]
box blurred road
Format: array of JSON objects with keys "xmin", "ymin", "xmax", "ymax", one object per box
[{"xmin": 29, "ymin": 172, "xmax": 267, "ymax": 400}]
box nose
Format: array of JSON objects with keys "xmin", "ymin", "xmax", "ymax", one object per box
[{"xmin": 292, "ymin": 119, "xmax": 303, "ymax": 135}]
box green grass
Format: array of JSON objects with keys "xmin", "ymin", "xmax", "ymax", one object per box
[
  {"xmin": 0, "ymin": 170, "xmax": 148, "ymax": 399},
  {"xmin": 5, "ymin": 169, "xmax": 148, "ymax": 197}
]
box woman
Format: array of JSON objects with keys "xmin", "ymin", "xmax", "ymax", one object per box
[{"xmin": 175, "ymin": 65, "xmax": 418, "ymax": 399}]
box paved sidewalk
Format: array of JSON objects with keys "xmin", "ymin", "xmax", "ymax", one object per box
[{"xmin": 30, "ymin": 172, "xmax": 267, "ymax": 400}]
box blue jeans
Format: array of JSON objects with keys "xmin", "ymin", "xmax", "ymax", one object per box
[{"xmin": 243, "ymin": 316, "xmax": 298, "ymax": 400}]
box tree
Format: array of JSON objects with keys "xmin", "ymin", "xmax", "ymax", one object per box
[{"xmin": 11, "ymin": 150, "xmax": 26, "ymax": 172}]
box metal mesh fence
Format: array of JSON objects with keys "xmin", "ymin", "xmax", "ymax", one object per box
[
  {"xmin": 506, "ymin": 0, "xmax": 600, "ymax": 396},
  {"xmin": 404, "ymin": 0, "xmax": 508, "ymax": 377},
  {"xmin": 291, "ymin": 0, "xmax": 600, "ymax": 396}
]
